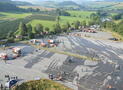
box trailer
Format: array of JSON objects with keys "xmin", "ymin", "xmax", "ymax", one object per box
[
  {"xmin": 12, "ymin": 47, "xmax": 21, "ymax": 56},
  {"xmin": 0, "ymin": 53, "xmax": 8, "ymax": 60},
  {"xmin": 47, "ymin": 40, "xmax": 54, "ymax": 44}
]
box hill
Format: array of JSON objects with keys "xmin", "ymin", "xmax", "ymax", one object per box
[
  {"xmin": 58, "ymin": 1, "xmax": 81, "ymax": 8},
  {"xmin": 39, "ymin": 1, "xmax": 81, "ymax": 9},
  {"xmin": 0, "ymin": 0, "xmax": 11, "ymax": 2},
  {"xmin": 58, "ymin": 1, "xmax": 78, "ymax": 6},
  {"xmin": 0, "ymin": 2, "xmax": 20, "ymax": 12},
  {"xmin": 38, "ymin": 1, "xmax": 57, "ymax": 8},
  {"xmin": 12, "ymin": 1, "xmax": 32, "ymax": 6}
]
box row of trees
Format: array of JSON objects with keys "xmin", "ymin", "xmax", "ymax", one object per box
[{"xmin": 7, "ymin": 19, "xmax": 89, "ymax": 42}]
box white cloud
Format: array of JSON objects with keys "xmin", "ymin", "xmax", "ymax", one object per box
[{"xmin": 12, "ymin": 0, "xmax": 39, "ymax": 3}]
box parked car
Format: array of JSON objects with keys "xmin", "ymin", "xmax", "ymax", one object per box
[
  {"xmin": 5, "ymin": 79, "xmax": 18, "ymax": 88},
  {"xmin": 109, "ymin": 38, "xmax": 118, "ymax": 41}
]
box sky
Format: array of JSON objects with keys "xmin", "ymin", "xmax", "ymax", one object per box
[{"xmin": 12, "ymin": 0, "xmax": 99, "ymax": 3}]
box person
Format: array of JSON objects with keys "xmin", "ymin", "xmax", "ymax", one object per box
[
  {"xmin": 56, "ymin": 73, "xmax": 63, "ymax": 81},
  {"xmin": 0, "ymin": 84, "xmax": 3, "ymax": 90},
  {"xmin": 68, "ymin": 59, "xmax": 72, "ymax": 63},
  {"xmin": 15, "ymin": 76, "xmax": 18, "ymax": 80},
  {"xmin": 49, "ymin": 74, "xmax": 54, "ymax": 80}
]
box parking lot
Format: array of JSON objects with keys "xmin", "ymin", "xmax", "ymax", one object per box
[{"xmin": 0, "ymin": 31, "xmax": 123, "ymax": 90}]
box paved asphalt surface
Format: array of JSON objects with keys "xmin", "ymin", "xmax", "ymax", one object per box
[{"xmin": 0, "ymin": 31, "xmax": 123, "ymax": 90}]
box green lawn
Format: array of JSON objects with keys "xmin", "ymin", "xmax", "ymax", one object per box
[{"xmin": 0, "ymin": 12, "xmax": 32, "ymax": 20}]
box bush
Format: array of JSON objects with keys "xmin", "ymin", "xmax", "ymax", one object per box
[{"xmin": 13, "ymin": 79, "xmax": 71, "ymax": 90}]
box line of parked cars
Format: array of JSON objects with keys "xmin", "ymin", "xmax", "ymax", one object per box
[{"xmin": 30, "ymin": 39, "xmax": 60, "ymax": 48}]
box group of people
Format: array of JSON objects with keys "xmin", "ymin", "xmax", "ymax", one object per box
[{"xmin": 49, "ymin": 73, "xmax": 63, "ymax": 81}]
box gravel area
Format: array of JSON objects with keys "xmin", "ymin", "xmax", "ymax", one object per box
[{"xmin": 0, "ymin": 31, "xmax": 123, "ymax": 90}]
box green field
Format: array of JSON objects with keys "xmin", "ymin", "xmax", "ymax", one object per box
[
  {"xmin": 28, "ymin": 15, "xmax": 91, "ymax": 31},
  {"xmin": 27, "ymin": 11, "xmax": 93, "ymax": 30},
  {"xmin": 0, "ymin": 13, "xmax": 56, "ymax": 38},
  {"xmin": 0, "ymin": 12, "xmax": 32, "ymax": 20},
  {"xmin": 0, "ymin": 10, "xmax": 94, "ymax": 38},
  {"xmin": 67, "ymin": 11, "xmax": 95, "ymax": 18},
  {"xmin": 28, "ymin": 20, "xmax": 56, "ymax": 31},
  {"xmin": 60, "ymin": 16, "xmax": 90, "ymax": 23}
]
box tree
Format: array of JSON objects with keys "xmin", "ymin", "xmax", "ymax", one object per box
[
  {"xmin": 88, "ymin": 20, "xmax": 95, "ymax": 26},
  {"xmin": 32, "ymin": 27, "xmax": 37, "ymax": 34},
  {"xmin": 7, "ymin": 31, "xmax": 15, "ymax": 43},
  {"xmin": 7, "ymin": 31, "xmax": 14, "ymax": 39},
  {"xmin": 61, "ymin": 24, "xmax": 68, "ymax": 32},
  {"xmin": 74, "ymin": 20, "xmax": 80, "ymax": 29},
  {"xmin": 53, "ymin": 23, "xmax": 61, "ymax": 34},
  {"xmin": 45, "ymin": 27, "xmax": 50, "ymax": 32},
  {"xmin": 27, "ymin": 24, "xmax": 34, "ymax": 39},
  {"xmin": 82, "ymin": 20, "xmax": 86, "ymax": 27},
  {"xmin": 56, "ymin": 16, "xmax": 60, "ymax": 24},
  {"xmin": 112, "ymin": 14, "xmax": 122, "ymax": 20},
  {"xmin": 56, "ymin": 8, "xmax": 61, "ymax": 16},
  {"xmin": 15, "ymin": 22, "xmax": 27, "ymax": 36},
  {"xmin": 117, "ymin": 23, "xmax": 123, "ymax": 36},
  {"xmin": 35, "ymin": 24, "xmax": 43, "ymax": 34},
  {"xmin": 61, "ymin": 22, "xmax": 71, "ymax": 32},
  {"xmin": 66, "ymin": 22, "xmax": 71, "ymax": 28},
  {"xmin": 36, "ymin": 8, "xmax": 40, "ymax": 12}
]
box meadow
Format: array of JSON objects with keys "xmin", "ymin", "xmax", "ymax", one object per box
[
  {"xmin": 0, "ymin": 12, "xmax": 32, "ymax": 20},
  {"xmin": 67, "ymin": 11, "xmax": 95, "ymax": 18},
  {"xmin": 28, "ymin": 20, "xmax": 56, "ymax": 31},
  {"xmin": 27, "ymin": 11, "xmax": 94, "ymax": 30}
]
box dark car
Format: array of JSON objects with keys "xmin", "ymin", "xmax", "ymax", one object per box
[{"xmin": 109, "ymin": 38, "xmax": 118, "ymax": 41}]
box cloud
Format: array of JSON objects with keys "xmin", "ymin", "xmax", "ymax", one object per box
[{"xmin": 12, "ymin": 0, "xmax": 39, "ymax": 3}]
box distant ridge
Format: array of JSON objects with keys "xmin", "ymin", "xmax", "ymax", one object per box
[
  {"xmin": 0, "ymin": 0, "xmax": 11, "ymax": 2},
  {"xmin": 58, "ymin": 1, "xmax": 78, "ymax": 6}
]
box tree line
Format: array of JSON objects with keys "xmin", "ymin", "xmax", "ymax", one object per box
[
  {"xmin": 89, "ymin": 10, "xmax": 123, "ymax": 39},
  {"xmin": 6, "ymin": 19, "xmax": 89, "ymax": 42}
]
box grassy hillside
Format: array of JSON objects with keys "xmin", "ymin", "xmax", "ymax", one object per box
[
  {"xmin": 13, "ymin": 79, "xmax": 72, "ymax": 90},
  {"xmin": 0, "ymin": 13, "xmax": 56, "ymax": 38},
  {"xmin": 58, "ymin": 1, "xmax": 80, "ymax": 8},
  {"xmin": 19, "ymin": 6, "xmax": 55, "ymax": 11},
  {"xmin": 0, "ymin": 10, "xmax": 94, "ymax": 39},
  {"xmin": 84, "ymin": 1, "xmax": 123, "ymax": 10},
  {"xmin": 38, "ymin": 1, "xmax": 58, "ymax": 8},
  {"xmin": 0, "ymin": 12, "xmax": 32, "ymax": 20}
]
